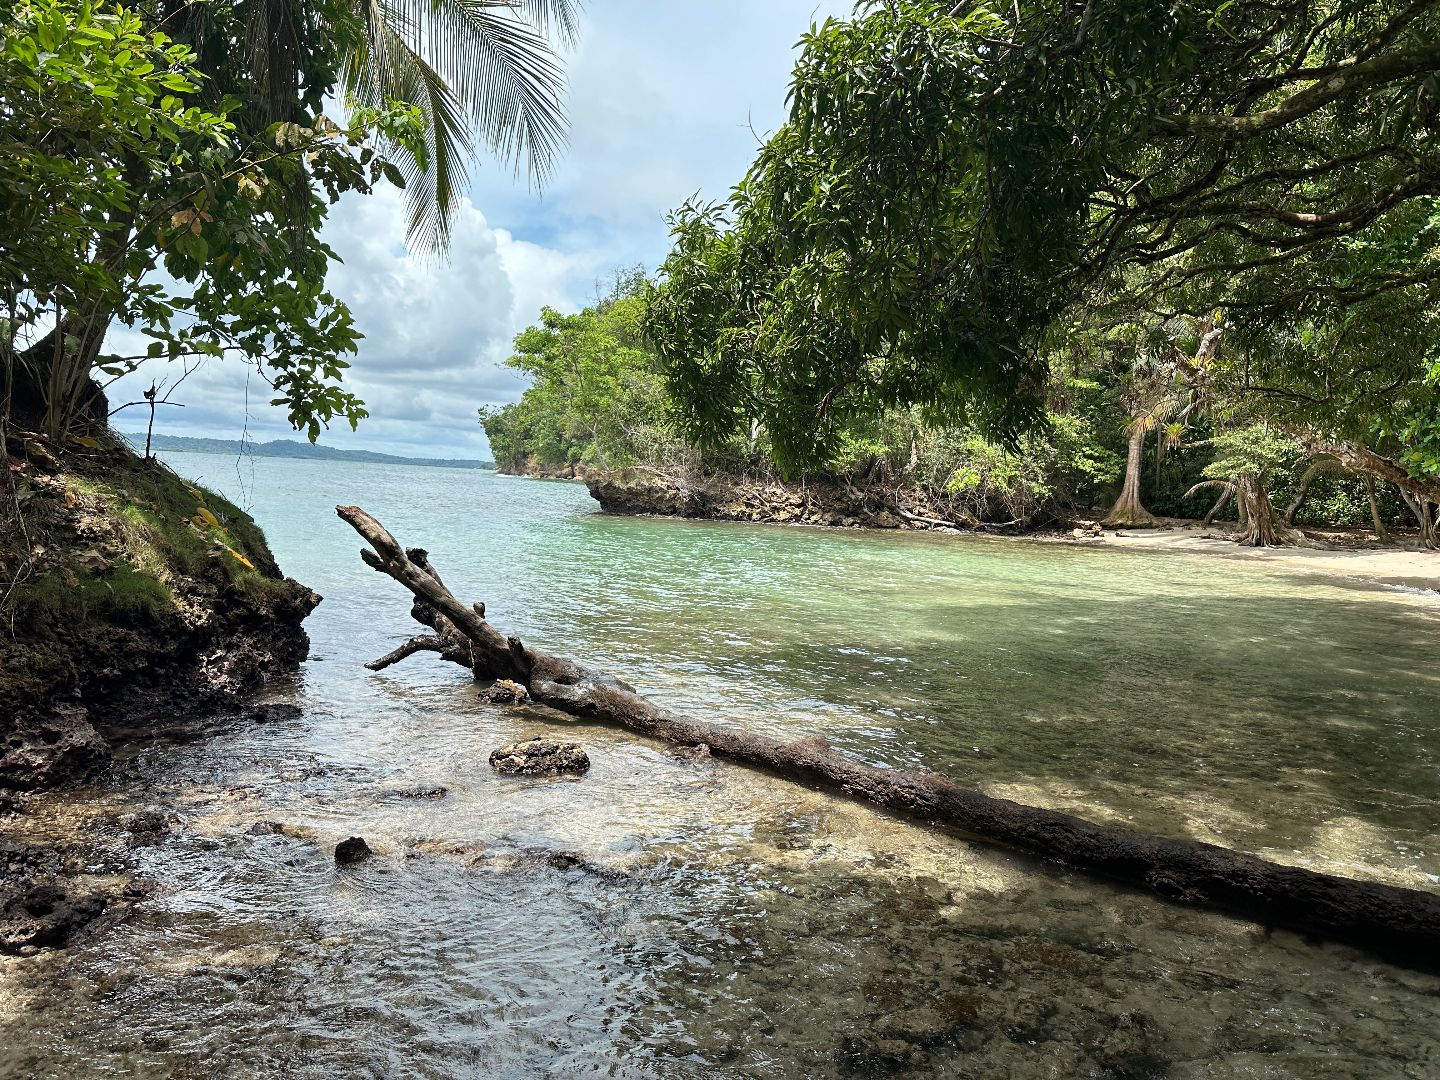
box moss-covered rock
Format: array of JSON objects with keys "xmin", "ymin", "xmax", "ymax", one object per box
[{"xmin": 1, "ymin": 430, "xmax": 318, "ymax": 790}]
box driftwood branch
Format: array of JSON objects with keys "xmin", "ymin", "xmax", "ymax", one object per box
[
  {"xmin": 365, "ymin": 634, "xmax": 448, "ymax": 671},
  {"xmin": 337, "ymin": 504, "xmax": 1440, "ymax": 969}
]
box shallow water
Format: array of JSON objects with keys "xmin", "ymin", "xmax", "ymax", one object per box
[{"xmin": 2, "ymin": 457, "xmax": 1438, "ymax": 1078}]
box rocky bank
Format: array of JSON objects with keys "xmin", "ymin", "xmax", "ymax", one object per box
[
  {"xmin": 1, "ymin": 430, "xmax": 318, "ymax": 792},
  {"xmin": 585, "ymin": 467, "xmax": 981, "ymax": 531}
]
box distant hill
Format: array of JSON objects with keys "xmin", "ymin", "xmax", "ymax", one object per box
[{"xmin": 123, "ymin": 433, "xmax": 494, "ymax": 471}]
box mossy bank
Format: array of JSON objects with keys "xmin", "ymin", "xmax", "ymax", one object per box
[{"xmin": 1, "ymin": 430, "xmax": 318, "ymax": 791}]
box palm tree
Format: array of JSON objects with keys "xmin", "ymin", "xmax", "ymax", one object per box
[
  {"xmin": 339, "ymin": 0, "xmax": 579, "ymax": 247},
  {"xmin": 1101, "ymin": 318, "xmax": 1220, "ymax": 528},
  {"xmin": 229, "ymin": 0, "xmax": 579, "ymax": 248}
]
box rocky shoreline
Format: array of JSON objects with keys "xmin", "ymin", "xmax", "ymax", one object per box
[
  {"xmin": 582, "ymin": 467, "xmax": 1022, "ymax": 532},
  {"xmin": 1, "ymin": 434, "xmax": 317, "ymax": 792},
  {"xmin": 500, "ymin": 461, "xmax": 941, "ymax": 529},
  {"xmin": 1, "ymin": 433, "xmax": 319, "ymax": 953},
  {"xmin": 502, "ymin": 464, "xmax": 1439, "ymax": 590}
]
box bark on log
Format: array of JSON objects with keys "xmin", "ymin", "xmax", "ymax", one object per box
[
  {"xmin": 1296, "ymin": 434, "xmax": 1440, "ymax": 506},
  {"xmin": 337, "ymin": 504, "xmax": 1440, "ymax": 969}
]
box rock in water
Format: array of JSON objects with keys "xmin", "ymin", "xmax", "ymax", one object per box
[
  {"xmin": 487, "ymin": 679, "xmax": 528, "ymax": 704},
  {"xmin": 489, "ymin": 737, "xmax": 589, "ymax": 776},
  {"xmin": 666, "ymin": 743, "xmax": 712, "ymax": 766},
  {"xmin": 334, "ymin": 836, "xmax": 372, "ymax": 864},
  {"xmin": 0, "ymin": 884, "xmax": 109, "ymax": 953},
  {"xmin": 246, "ymin": 703, "xmax": 303, "ymax": 724},
  {"xmin": 122, "ymin": 808, "xmax": 172, "ymax": 836}
]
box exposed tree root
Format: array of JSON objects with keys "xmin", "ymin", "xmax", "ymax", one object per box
[{"xmin": 338, "ymin": 504, "xmax": 1440, "ymax": 970}]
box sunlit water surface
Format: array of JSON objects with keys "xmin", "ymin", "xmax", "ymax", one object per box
[{"xmin": 2, "ymin": 457, "xmax": 1439, "ymax": 1078}]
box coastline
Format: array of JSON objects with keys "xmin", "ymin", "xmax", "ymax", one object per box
[
  {"xmin": 500, "ymin": 465, "xmax": 1440, "ymax": 595},
  {"xmin": 1089, "ymin": 526, "xmax": 1440, "ymax": 593}
]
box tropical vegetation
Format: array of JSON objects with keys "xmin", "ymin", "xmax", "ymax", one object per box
[
  {"xmin": 630, "ymin": 0, "xmax": 1440, "ymax": 545},
  {"xmin": 1, "ymin": 0, "xmax": 575, "ymax": 444}
]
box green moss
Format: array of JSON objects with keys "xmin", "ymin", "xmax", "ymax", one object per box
[
  {"xmin": 6, "ymin": 442, "xmax": 295, "ymax": 637},
  {"xmin": 65, "ymin": 452, "xmax": 281, "ymax": 583},
  {"xmin": 10, "ymin": 558, "xmax": 175, "ymax": 626}
]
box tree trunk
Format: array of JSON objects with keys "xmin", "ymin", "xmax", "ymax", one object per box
[
  {"xmin": 1283, "ymin": 458, "xmax": 1340, "ymax": 526},
  {"xmin": 337, "ymin": 504, "xmax": 1440, "ymax": 971},
  {"xmin": 1103, "ymin": 425, "xmax": 1158, "ymax": 527},
  {"xmin": 1399, "ymin": 490, "xmax": 1438, "ymax": 549},
  {"xmin": 8, "ymin": 322, "xmax": 111, "ymax": 436},
  {"xmin": 1203, "ymin": 486, "xmax": 1233, "ymax": 525},
  {"xmin": 1232, "ymin": 473, "xmax": 1301, "ymax": 547},
  {"xmin": 1296, "ymin": 434, "xmax": 1440, "ymax": 507},
  {"xmin": 1365, "ymin": 476, "xmax": 1390, "ymax": 543}
]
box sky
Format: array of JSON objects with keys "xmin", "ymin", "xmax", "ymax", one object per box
[{"xmin": 111, "ymin": 1, "xmax": 852, "ymax": 460}]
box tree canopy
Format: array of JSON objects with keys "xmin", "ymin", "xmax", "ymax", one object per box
[
  {"xmin": 646, "ymin": 0, "xmax": 1440, "ymax": 473},
  {"xmin": 1, "ymin": 0, "xmax": 574, "ymax": 443}
]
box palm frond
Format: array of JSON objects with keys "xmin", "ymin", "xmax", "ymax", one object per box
[
  {"xmin": 344, "ymin": 2, "xmax": 475, "ymax": 249},
  {"xmin": 347, "ymin": 0, "xmax": 574, "ymax": 250},
  {"xmin": 406, "ymin": 0, "xmax": 570, "ymax": 184},
  {"xmin": 513, "ymin": 0, "xmax": 582, "ymax": 48}
]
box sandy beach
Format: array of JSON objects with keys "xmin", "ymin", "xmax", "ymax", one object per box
[{"xmin": 1089, "ymin": 524, "xmax": 1440, "ymax": 592}]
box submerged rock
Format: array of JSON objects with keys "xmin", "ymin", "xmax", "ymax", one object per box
[
  {"xmin": 390, "ymin": 785, "xmax": 449, "ymax": 800},
  {"xmin": 122, "ymin": 807, "xmax": 176, "ymax": 846},
  {"xmin": 334, "ymin": 836, "xmax": 373, "ymax": 864},
  {"xmin": 0, "ymin": 883, "xmax": 108, "ymax": 953},
  {"xmin": 246, "ymin": 702, "xmax": 303, "ymax": 724},
  {"xmin": 666, "ymin": 742, "xmax": 713, "ymax": 766},
  {"xmin": 487, "ymin": 679, "xmax": 528, "ymax": 704},
  {"xmin": 489, "ymin": 737, "xmax": 590, "ymax": 776}
]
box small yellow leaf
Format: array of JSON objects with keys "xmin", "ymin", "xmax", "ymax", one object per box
[
  {"xmin": 71, "ymin": 435, "xmax": 101, "ymax": 449},
  {"xmin": 193, "ymin": 506, "xmax": 221, "ymax": 528},
  {"xmin": 224, "ymin": 546, "xmax": 254, "ymax": 570}
]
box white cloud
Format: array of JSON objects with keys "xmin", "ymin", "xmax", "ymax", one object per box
[{"xmin": 111, "ymin": 1, "xmax": 852, "ymax": 459}]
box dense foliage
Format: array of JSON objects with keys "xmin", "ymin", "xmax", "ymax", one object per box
[
  {"xmin": 1, "ymin": 0, "xmax": 573, "ymax": 442},
  {"xmin": 489, "ymin": 268, "xmax": 1431, "ymax": 536},
  {"xmin": 636, "ymin": 0, "xmax": 1440, "ymax": 544},
  {"xmin": 480, "ymin": 272, "xmax": 676, "ymax": 471}
]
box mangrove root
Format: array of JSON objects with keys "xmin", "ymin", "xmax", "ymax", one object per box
[{"xmin": 337, "ymin": 503, "xmax": 1440, "ymax": 969}]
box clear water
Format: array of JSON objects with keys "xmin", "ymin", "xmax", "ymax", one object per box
[{"xmin": 2, "ymin": 457, "xmax": 1438, "ymax": 1078}]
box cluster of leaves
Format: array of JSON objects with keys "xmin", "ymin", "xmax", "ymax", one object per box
[
  {"xmin": 488, "ymin": 271, "xmax": 1143, "ymax": 523},
  {"xmin": 0, "ymin": 0, "xmax": 228, "ymax": 359},
  {"xmin": 3, "ymin": 0, "xmax": 578, "ymax": 443},
  {"xmin": 0, "ymin": 0, "xmax": 429, "ymax": 438},
  {"xmin": 481, "ymin": 271, "xmax": 680, "ymax": 470},
  {"xmin": 644, "ymin": 0, "xmax": 1440, "ymax": 510}
]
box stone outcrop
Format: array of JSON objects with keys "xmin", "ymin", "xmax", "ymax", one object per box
[
  {"xmin": 489, "ymin": 737, "xmax": 591, "ymax": 776},
  {"xmin": 1, "ymin": 432, "xmax": 318, "ymax": 791},
  {"xmin": 334, "ymin": 836, "xmax": 373, "ymax": 864},
  {"xmin": 585, "ymin": 469, "xmax": 927, "ymax": 529},
  {"xmin": 494, "ymin": 457, "xmax": 597, "ymax": 481}
]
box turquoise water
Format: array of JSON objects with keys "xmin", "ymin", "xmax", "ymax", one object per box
[{"xmin": 1, "ymin": 456, "xmax": 1438, "ymax": 1077}]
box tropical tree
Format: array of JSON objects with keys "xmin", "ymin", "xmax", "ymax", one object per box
[
  {"xmin": 1, "ymin": 0, "xmax": 404, "ymax": 441},
  {"xmin": 1099, "ymin": 315, "xmax": 1220, "ymax": 527},
  {"xmin": 1185, "ymin": 424, "xmax": 1305, "ymax": 547},
  {"xmin": 2, "ymin": 0, "xmax": 576, "ymax": 443},
  {"xmin": 481, "ymin": 270, "xmax": 674, "ymax": 470},
  {"xmin": 645, "ymin": 0, "xmax": 1440, "ymax": 471}
]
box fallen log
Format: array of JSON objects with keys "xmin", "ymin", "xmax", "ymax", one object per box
[{"xmin": 337, "ymin": 504, "xmax": 1440, "ymax": 968}]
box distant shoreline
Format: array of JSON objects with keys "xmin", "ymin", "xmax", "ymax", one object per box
[{"xmin": 125, "ymin": 433, "xmax": 495, "ymax": 471}]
